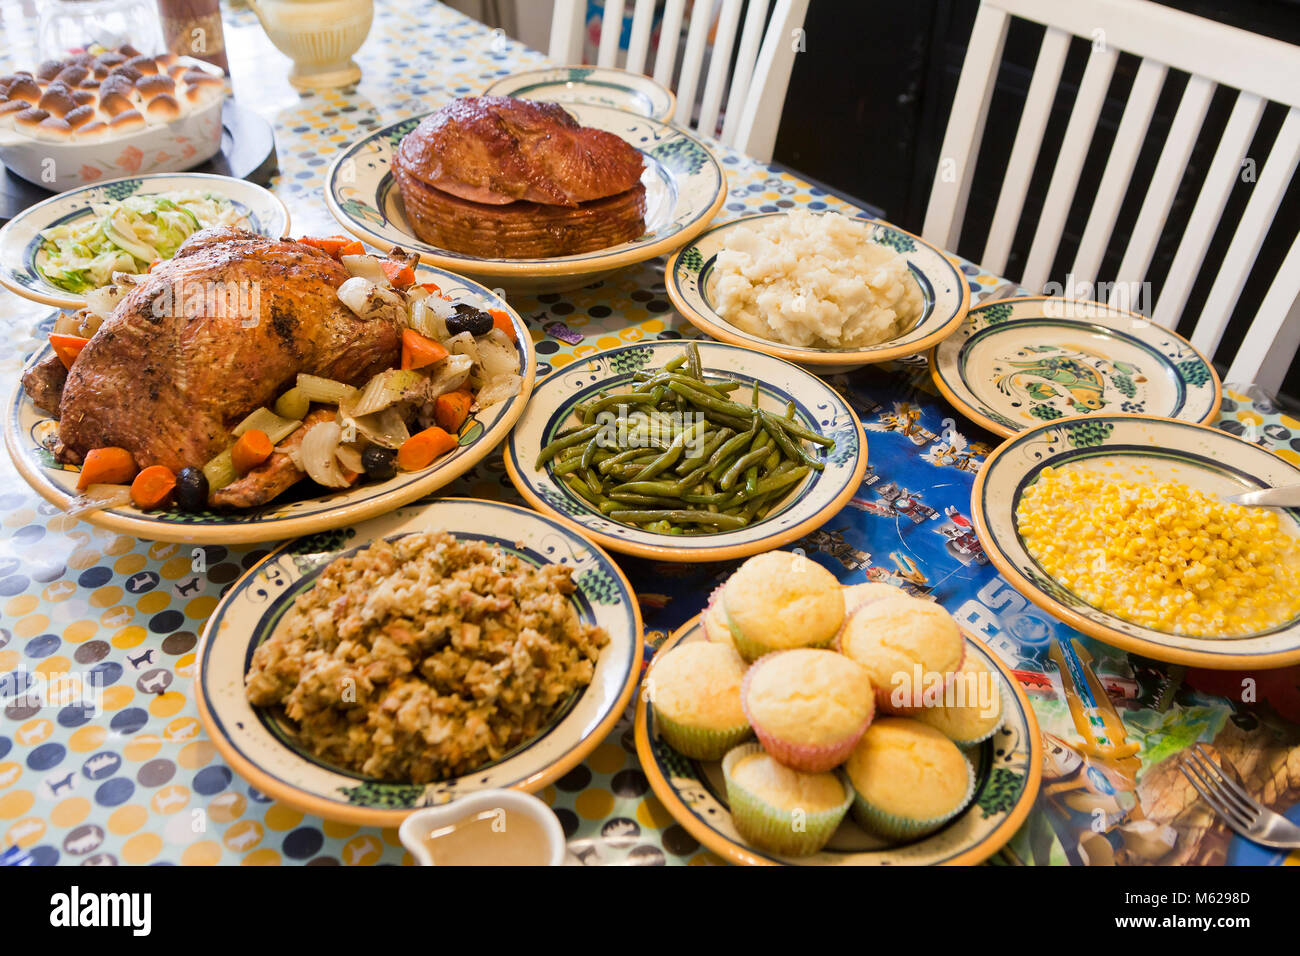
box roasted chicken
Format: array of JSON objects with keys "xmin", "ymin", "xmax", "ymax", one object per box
[
  {"xmin": 394, "ymin": 96, "xmax": 646, "ymax": 258},
  {"xmin": 47, "ymin": 226, "xmax": 402, "ymax": 483}
]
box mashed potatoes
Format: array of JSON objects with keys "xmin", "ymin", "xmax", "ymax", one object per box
[{"xmin": 711, "ymin": 210, "xmax": 923, "ymax": 350}]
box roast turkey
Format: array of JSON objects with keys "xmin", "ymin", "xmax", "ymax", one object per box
[
  {"xmin": 52, "ymin": 227, "xmax": 402, "ymax": 476},
  {"xmin": 393, "ymin": 96, "xmax": 647, "ymax": 258}
]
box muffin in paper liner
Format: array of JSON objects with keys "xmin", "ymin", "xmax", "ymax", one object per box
[
  {"xmin": 726, "ymin": 614, "xmax": 832, "ymax": 662},
  {"xmin": 722, "ymin": 743, "xmax": 853, "ymax": 857},
  {"xmin": 653, "ymin": 706, "xmax": 753, "ymax": 761},
  {"xmin": 740, "ymin": 651, "xmax": 875, "ymax": 772},
  {"xmin": 874, "ymin": 638, "xmax": 969, "ymax": 714},
  {"xmin": 849, "ymin": 751, "xmax": 976, "ymax": 841},
  {"xmin": 898, "ymin": 659, "xmax": 1008, "ymax": 748}
]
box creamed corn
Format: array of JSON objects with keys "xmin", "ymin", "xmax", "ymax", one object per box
[{"xmin": 1016, "ymin": 465, "xmax": 1300, "ymax": 637}]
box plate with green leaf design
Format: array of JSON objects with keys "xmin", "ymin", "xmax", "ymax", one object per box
[
  {"xmin": 483, "ymin": 65, "xmax": 675, "ymax": 121},
  {"xmin": 972, "ymin": 414, "xmax": 1300, "ymax": 669},
  {"xmin": 664, "ymin": 211, "xmax": 969, "ymax": 371},
  {"xmin": 324, "ymin": 103, "xmax": 724, "ymax": 293},
  {"xmin": 634, "ymin": 616, "xmax": 1041, "ymax": 865},
  {"xmin": 931, "ymin": 297, "xmax": 1221, "ymax": 438},
  {"xmin": 503, "ymin": 339, "xmax": 867, "ymax": 562},
  {"xmin": 6, "ymin": 264, "xmax": 534, "ymax": 546},
  {"xmin": 195, "ymin": 497, "xmax": 643, "ymax": 827}
]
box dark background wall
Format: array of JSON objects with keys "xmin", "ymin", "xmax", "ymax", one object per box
[{"xmin": 772, "ymin": 0, "xmax": 1300, "ymax": 402}]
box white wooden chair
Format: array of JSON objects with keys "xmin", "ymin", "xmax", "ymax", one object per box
[
  {"xmin": 547, "ymin": 0, "xmax": 810, "ymax": 162},
  {"xmin": 923, "ymin": 0, "xmax": 1300, "ymax": 392}
]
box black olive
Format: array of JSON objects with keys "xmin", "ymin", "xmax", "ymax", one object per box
[
  {"xmin": 362, "ymin": 445, "xmax": 397, "ymax": 481},
  {"xmin": 175, "ymin": 467, "xmax": 209, "ymax": 512},
  {"xmin": 445, "ymin": 305, "xmax": 493, "ymax": 337}
]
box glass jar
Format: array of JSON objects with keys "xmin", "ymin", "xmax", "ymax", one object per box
[{"xmin": 37, "ymin": 0, "xmax": 164, "ymax": 61}]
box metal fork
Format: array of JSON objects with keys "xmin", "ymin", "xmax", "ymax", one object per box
[{"xmin": 1178, "ymin": 743, "xmax": 1300, "ymax": 849}]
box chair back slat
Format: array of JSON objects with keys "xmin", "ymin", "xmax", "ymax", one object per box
[
  {"xmin": 696, "ymin": 0, "xmax": 744, "ymax": 141},
  {"xmin": 720, "ymin": 0, "xmax": 771, "ymax": 147},
  {"xmin": 1149, "ymin": 91, "xmax": 1265, "ymax": 330},
  {"xmin": 728, "ymin": 0, "xmax": 811, "ymax": 161},
  {"xmin": 923, "ymin": 3, "xmax": 1011, "ymax": 251},
  {"xmin": 624, "ymin": 0, "xmax": 658, "ymax": 75},
  {"xmin": 981, "ymin": 26, "xmax": 1071, "ymax": 276},
  {"xmin": 596, "ymin": 0, "xmax": 627, "ymax": 68},
  {"xmin": 548, "ymin": 0, "xmax": 586, "ymax": 64},
  {"xmin": 652, "ymin": 0, "xmax": 688, "ymax": 89},
  {"xmin": 1231, "ymin": 235, "xmax": 1300, "ymax": 390},
  {"xmin": 1188, "ymin": 108, "xmax": 1300, "ymax": 358},
  {"xmin": 1068, "ymin": 58, "xmax": 1167, "ymax": 283},
  {"xmin": 674, "ymin": 1, "xmax": 717, "ymax": 129},
  {"xmin": 1109, "ymin": 73, "xmax": 1215, "ymax": 301},
  {"xmin": 1019, "ymin": 44, "xmax": 1118, "ymax": 292}
]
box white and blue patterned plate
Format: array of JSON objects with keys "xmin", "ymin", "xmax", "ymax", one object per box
[
  {"xmin": 194, "ymin": 497, "xmax": 643, "ymax": 827},
  {"xmin": 0, "ymin": 173, "xmax": 290, "ymax": 309},
  {"xmin": 5, "ymin": 264, "xmax": 535, "ymax": 545},
  {"xmin": 503, "ymin": 339, "xmax": 868, "ymax": 562},
  {"xmin": 665, "ymin": 211, "xmax": 969, "ymax": 370},
  {"xmin": 931, "ymin": 297, "xmax": 1221, "ymax": 437},
  {"xmin": 634, "ymin": 616, "xmax": 1042, "ymax": 865},
  {"xmin": 483, "ymin": 65, "xmax": 675, "ymax": 121},
  {"xmin": 972, "ymin": 414, "xmax": 1300, "ymax": 669},
  {"xmin": 324, "ymin": 103, "xmax": 725, "ymax": 292}
]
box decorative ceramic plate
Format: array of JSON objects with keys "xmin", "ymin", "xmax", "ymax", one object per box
[
  {"xmin": 195, "ymin": 498, "xmax": 643, "ymax": 827},
  {"xmin": 483, "ymin": 65, "xmax": 675, "ymax": 121},
  {"xmin": 972, "ymin": 414, "xmax": 1300, "ymax": 669},
  {"xmin": 5, "ymin": 264, "xmax": 535, "ymax": 545},
  {"xmin": 0, "ymin": 173, "xmax": 290, "ymax": 309},
  {"xmin": 503, "ymin": 340, "xmax": 867, "ymax": 562},
  {"xmin": 931, "ymin": 297, "xmax": 1222, "ymax": 437},
  {"xmin": 324, "ymin": 103, "xmax": 725, "ymax": 292},
  {"xmin": 634, "ymin": 617, "xmax": 1042, "ymax": 865},
  {"xmin": 664, "ymin": 212, "xmax": 969, "ymax": 369}
]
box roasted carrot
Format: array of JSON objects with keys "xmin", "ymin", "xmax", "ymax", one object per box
[
  {"xmin": 299, "ymin": 236, "xmax": 351, "ymax": 257},
  {"xmin": 338, "ymin": 239, "xmax": 365, "ymax": 256},
  {"xmin": 231, "ymin": 429, "xmax": 274, "ymax": 475},
  {"xmin": 77, "ymin": 447, "xmax": 137, "ymax": 491},
  {"xmin": 489, "ymin": 309, "xmax": 515, "ymax": 339},
  {"xmin": 397, "ymin": 426, "xmax": 457, "ymax": 470},
  {"xmin": 381, "ymin": 259, "xmax": 416, "ymax": 289},
  {"xmin": 417, "ymin": 281, "xmax": 441, "ymax": 295},
  {"xmin": 49, "ymin": 333, "xmax": 90, "ymax": 370},
  {"xmin": 130, "ymin": 465, "xmax": 177, "ymax": 510},
  {"xmin": 433, "ymin": 388, "xmax": 473, "ymax": 433},
  {"xmin": 401, "ymin": 328, "xmax": 450, "ymax": 370}
]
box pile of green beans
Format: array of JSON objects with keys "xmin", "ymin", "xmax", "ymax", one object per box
[{"xmin": 534, "ymin": 344, "xmax": 835, "ymax": 535}]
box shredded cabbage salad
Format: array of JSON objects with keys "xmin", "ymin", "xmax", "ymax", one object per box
[{"xmin": 38, "ymin": 191, "xmax": 248, "ymax": 293}]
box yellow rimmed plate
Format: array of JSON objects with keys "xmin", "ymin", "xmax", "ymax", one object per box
[
  {"xmin": 634, "ymin": 615, "xmax": 1042, "ymax": 865},
  {"xmin": 483, "ymin": 65, "xmax": 675, "ymax": 121},
  {"xmin": 5, "ymin": 263, "xmax": 535, "ymax": 545},
  {"xmin": 930, "ymin": 296, "xmax": 1222, "ymax": 438},
  {"xmin": 971, "ymin": 413, "xmax": 1300, "ymax": 669},
  {"xmin": 664, "ymin": 211, "xmax": 969, "ymax": 371},
  {"xmin": 0, "ymin": 172, "xmax": 290, "ymax": 309},
  {"xmin": 502, "ymin": 339, "xmax": 867, "ymax": 562},
  {"xmin": 194, "ymin": 497, "xmax": 643, "ymax": 827},
  {"xmin": 324, "ymin": 103, "xmax": 725, "ymax": 294}
]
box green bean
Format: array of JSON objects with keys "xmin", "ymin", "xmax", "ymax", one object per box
[
  {"xmin": 688, "ymin": 342, "xmax": 703, "ymax": 380},
  {"xmin": 630, "ymin": 420, "xmax": 706, "ymax": 482},
  {"xmin": 608, "ymin": 510, "xmax": 749, "ymax": 530},
  {"xmin": 676, "ymin": 427, "xmax": 734, "ymax": 474},
  {"xmin": 761, "ymin": 410, "xmax": 824, "ymax": 472},
  {"xmin": 537, "ymin": 423, "xmax": 603, "ymax": 468},
  {"xmin": 771, "ymin": 414, "xmax": 835, "ymax": 448},
  {"xmin": 719, "ymin": 447, "xmax": 771, "ymax": 491},
  {"xmin": 748, "ymin": 465, "xmax": 810, "ymax": 497},
  {"xmin": 609, "ymin": 492, "xmax": 687, "ymax": 508},
  {"xmin": 584, "ymin": 391, "xmax": 659, "ymax": 419}
]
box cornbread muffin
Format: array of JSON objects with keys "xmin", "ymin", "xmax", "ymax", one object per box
[
  {"xmin": 722, "ymin": 743, "xmax": 852, "ymax": 856},
  {"xmin": 702, "ymin": 586, "xmax": 735, "ymax": 649},
  {"xmin": 845, "ymin": 717, "xmax": 973, "ymax": 839},
  {"xmin": 901, "ymin": 654, "xmax": 1004, "ymax": 746},
  {"xmin": 839, "ymin": 596, "xmax": 964, "ymax": 712},
  {"xmin": 842, "ymin": 582, "xmax": 905, "ymax": 615},
  {"xmin": 723, "ymin": 551, "xmax": 844, "ymax": 661},
  {"xmin": 741, "ymin": 648, "xmax": 874, "ymax": 771},
  {"xmin": 648, "ymin": 641, "xmax": 751, "ymax": 759}
]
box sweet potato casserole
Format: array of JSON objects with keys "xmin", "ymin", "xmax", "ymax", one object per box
[{"xmin": 245, "ymin": 531, "xmax": 608, "ymax": 782}]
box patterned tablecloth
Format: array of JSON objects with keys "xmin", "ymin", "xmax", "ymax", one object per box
[{"xmin": 2, "ymin": 1, "xmax": 1299, "ymax": 868}]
